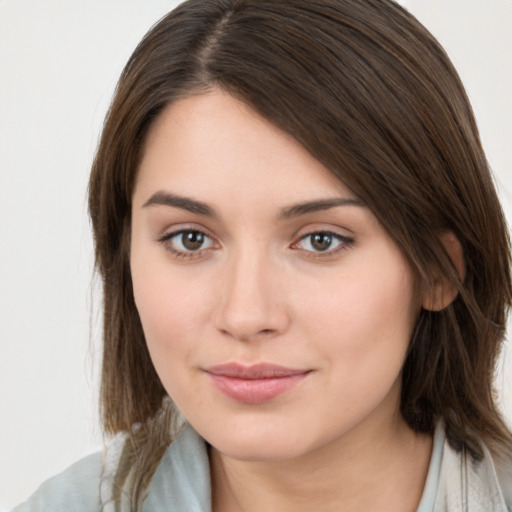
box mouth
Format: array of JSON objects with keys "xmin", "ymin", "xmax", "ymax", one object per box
[{"xmin": 203, "ymin": 363, "xmax": 312, "ymax": 404}]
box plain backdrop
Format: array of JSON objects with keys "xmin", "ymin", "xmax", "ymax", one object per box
[{"xmin": 0, "ymin": 0, "xmax": 511, "ymax": 509}]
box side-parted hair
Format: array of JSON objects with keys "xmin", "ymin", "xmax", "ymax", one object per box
[{"xmin": 88, "ymin": 0, "xmax": 512, "ymax": 508}]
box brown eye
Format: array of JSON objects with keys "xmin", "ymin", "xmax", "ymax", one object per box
[
  {"xmin": 161, "ymin": 229, "xmax": 214, "ymax": 254},
  {"xmin": 311, "ymin": 233, "xmax": 333, "ymax": 251},
  {"xmin": 294, "ymin": 231, "xmax": 353, "ymax": 254},
  {"xmin": 181, "ymin": 231, "xmax": 205, "ymax": 251}
]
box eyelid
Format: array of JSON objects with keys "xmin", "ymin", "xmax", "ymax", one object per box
[{"xmin": 157, "ymin": 222, "xmax": 216, "ymax": 242}]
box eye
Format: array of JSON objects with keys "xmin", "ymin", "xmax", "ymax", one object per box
[
  {"xmin": 160, "ymin": 229, "xmax": 215, "ymax": 255},
  {"xmin": 293, "ymin": 231, "xmax": 353, "ymax": 254}
]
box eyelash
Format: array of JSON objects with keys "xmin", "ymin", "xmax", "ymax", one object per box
[
  {"xmin": 291, "ymin": 231, "xmax": 354, "ymax": 258},
  {"xmin": 158, "ymin": 229, "xmax": 217, "ymax": 260},
  {"xmin": 158, "ymin": 229, "xmax": 354, "ymax": 260}
]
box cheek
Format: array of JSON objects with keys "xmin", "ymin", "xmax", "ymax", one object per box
[
  {"xmin": 130, "ymin": 249, "xmax": 212, "ymax": 371},
  {"xmin": 296, "ymin": 248, "xmax": 418, "ymax": 377},
  {"xmin": 131, "ymin": 266, "xmax": 214, "ymax": 410}
]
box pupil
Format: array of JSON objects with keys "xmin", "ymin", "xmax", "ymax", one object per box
[
  {"xmin": 312, "ymin": 233, "xmax": 332, "ymax": 251},
  {"xmin": 182, "ymin": 231, "xmax": 204, "ymax": 250}
]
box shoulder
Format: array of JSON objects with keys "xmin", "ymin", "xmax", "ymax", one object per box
[{"xmin": 10, "ymin": 451, "xmax": 103, "ymax": 512}]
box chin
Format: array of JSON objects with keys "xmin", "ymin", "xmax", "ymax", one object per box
[
  {"xmin": 193, "ymin": 413, "xmax": 308, "ymax": 461},
  {"xmin": 214, "ymin": 436, "xmax": 308, "ymax": 462}
]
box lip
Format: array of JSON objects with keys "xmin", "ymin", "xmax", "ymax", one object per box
[{"xmin": 203, "ymin": 363, "xmax": 311, "ymax": 404}]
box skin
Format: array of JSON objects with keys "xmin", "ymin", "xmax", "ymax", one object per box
[{"xmin": 130, "ymin": 89, "xmax": 433, "ymax": 512}]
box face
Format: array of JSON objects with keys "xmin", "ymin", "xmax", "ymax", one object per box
[{"xmin": 130, "ymin": 89, "xmax": 421, "ymax": 461}]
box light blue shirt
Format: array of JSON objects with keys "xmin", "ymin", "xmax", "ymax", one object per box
[{"xmin": 11, "ymin": 422, "xmax": 511, "ymax": 511}]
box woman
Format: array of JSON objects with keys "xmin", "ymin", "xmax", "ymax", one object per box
[{"xmin": 13, "ymin": 0, "xmax": 512, "ymax": 510}]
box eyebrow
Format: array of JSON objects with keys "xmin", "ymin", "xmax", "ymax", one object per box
[
  {"xmin": 279, "ymin": 197, "xmax": 365, "ymax": 219},
  {"xmin": 142, "ymin": 191, "xmax": 365, "ymax": 218},
  {"xmin": 143, "ymin": 191, "xmax": 216, "ymax": 217}
]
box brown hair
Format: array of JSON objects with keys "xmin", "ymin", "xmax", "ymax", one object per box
[{"xmin": 88, "ymin": 0, "xmax": 512, "ymax": 508}]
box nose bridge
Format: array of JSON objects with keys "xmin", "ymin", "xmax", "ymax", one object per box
[{"xmin": 213, "ymin": 241, "xmax": 287, "ymax": 341}]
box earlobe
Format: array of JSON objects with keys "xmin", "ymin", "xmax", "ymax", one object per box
[{"xmin": 422, "ymin": 232, "xmax": 465, "ymax": 312}]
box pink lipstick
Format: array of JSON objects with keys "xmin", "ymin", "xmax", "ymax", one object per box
[{"xmin": 204, "ymin": 363, "xmax": 310, "ymax": 404}]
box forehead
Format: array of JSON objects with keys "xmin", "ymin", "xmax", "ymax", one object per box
[{"xmin": 134, "ymin": 89, "xmax": 354, "ymax": 210}]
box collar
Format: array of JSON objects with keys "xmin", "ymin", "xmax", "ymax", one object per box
[
  {"xmin": 433, "ymin": 429, "xmax": 510, "ymax": 512},
  {"xmin": 104, "ymin": 421, "xmax": 511, "ymax": 512},
  {"xmin": 142, "ymin": 422, "xmax": 211, "ymax": 512}
]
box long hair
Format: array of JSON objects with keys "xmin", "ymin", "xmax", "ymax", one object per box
[{"xmin": 88, "ymin": 0, "xmax": 512, "ymax": 508}]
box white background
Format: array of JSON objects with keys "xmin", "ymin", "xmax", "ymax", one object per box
[{"xmin": 0, "ymin": 0, "xmax": 511, "ymax": 509}]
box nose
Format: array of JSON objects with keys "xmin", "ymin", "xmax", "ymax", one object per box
[{"xmin": 212, "ymin": 249, "xmax": 290, "ymax": 342}]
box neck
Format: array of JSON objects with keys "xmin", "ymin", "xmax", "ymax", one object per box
[{"xmin": 209, "ymin": 412, "xmax": 433, "ymax": 512}]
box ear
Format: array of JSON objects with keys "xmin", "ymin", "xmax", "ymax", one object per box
[{"xmin": 422, "ymin": 232, "xmax": 465, "ymax": 312}]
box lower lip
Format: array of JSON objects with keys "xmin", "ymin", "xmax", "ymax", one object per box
[{"xmin": 207, "ymin": 373, "xmax": 309, "ymax": 404}]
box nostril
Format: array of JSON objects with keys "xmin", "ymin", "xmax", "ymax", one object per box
[{"xmin": 221, "ymin": 327, "xmax": 276, "ymax": 342}]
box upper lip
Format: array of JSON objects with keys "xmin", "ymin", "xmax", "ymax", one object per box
[{"xmin": 204, "ymin": 363, "xmax": 310, "ymax": 379}]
